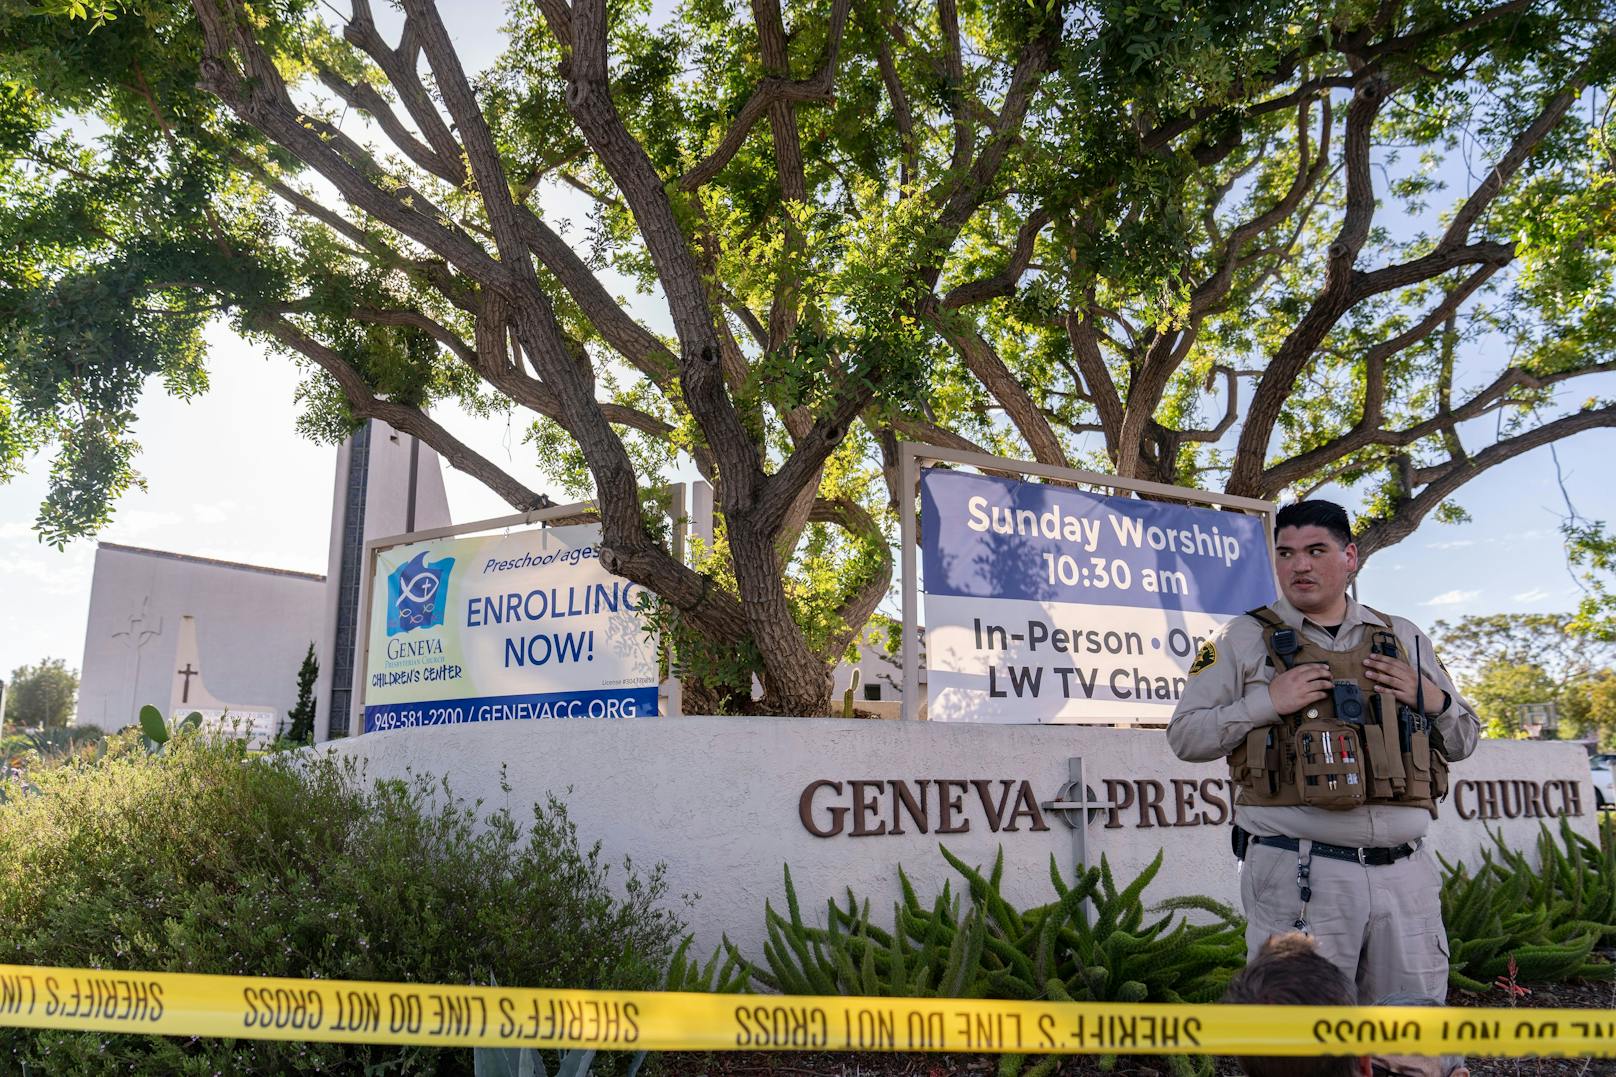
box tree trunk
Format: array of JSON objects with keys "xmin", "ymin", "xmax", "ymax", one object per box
[{"xmin": 726, "ymin": 522, "xmax": 835, "ymax": 715}]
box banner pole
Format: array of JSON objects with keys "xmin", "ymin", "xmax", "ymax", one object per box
[{"xmin": 900, "ymin": 446, "xmax": 919, "ymax": 722}]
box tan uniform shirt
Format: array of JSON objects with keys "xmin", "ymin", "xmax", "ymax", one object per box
[{"xmin": 1167, "ymin": 595, "xmax": 1480, "ymax": 847}]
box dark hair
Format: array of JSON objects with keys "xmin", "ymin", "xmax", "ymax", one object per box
[
  {"xmin": 1275, "ymin": 500, "xmax": 1353, "ymax": 549},
  {"xmin": 1224, "ymin": 933, "xmax": 1360, "ymax": 1077}
]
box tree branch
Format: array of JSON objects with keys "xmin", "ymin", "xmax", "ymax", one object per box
[
  {"xmin": 1228, "ymin": 75, "xmax": 1390, "ymax": 495},
  {"xmin": 937, "ymin": 0, "xmax": 974, "ymax": 184},
  {"xmin": 871, "ymin": 14, "xmax": 918, "ymax": 189},
  {"xmin": 400, "ymin": 0, "xmax": 535, "ymax": 274},
  {"xmin": 513, "ymin": 211, "xmax": 679, "ymax": 387},
  {"xmin": 352, "ymin": 305, "xmax": 478, "ymax": 365},
  {"xmin": 941, "ymin": 208, "xmax": 1051, "ymax": 309},
  {"xmin": 755, "ymin": 380, "xmax": 874, "ymax": 536},
  {"xmin": 343, "ymin": 0, "xmax": 470, "ymax": 184},
  {"xmin": 1178, "ymin": 365, "xmax": 1241, "ymax": 444},
  {"xmin": 1189, "ymin": 95, "xmax": 1330, "ymax": 318},
  {"xmin": 926, "ymin": 308, "xmax": 1067, "ymax": 465},
  {"xmin": 929, "ymin": 24, "xmax": 1058, "ymax": 244},
  {"xmin": 1355, "ymin": 402, "xmax": 1616, "ymax": 562},
  {"xmin": 1259, "ymin": 263, "xmax": 1499, "ymax": 492},
  {"xmin": 258, "ymin": 313, "xmax": 551, "ymax": 511},
  {"xmin": 193, "ymin": 0, "xmax": 503, "ymax": 283},
  {"xmin": 556, "ymin": 0, "xmax": 762, "ymax": 506},
  {"xmin": 676, "ymin": 0, "xmax": 850, "ymax": 192},
  {"xmin": 315, "ymin": 61, "xmax": 458, "ymax": 184},
  {"xmin": 809, "ymin": 497, "xmax": 894, "ymax": 659},
  {"xmin": 1441, "ymin": 76, "xmax": 1586, "ymax": 248},
  {"xmin": 1065, "ymin": 306, "xmax": 1124, "ymax": 457}
]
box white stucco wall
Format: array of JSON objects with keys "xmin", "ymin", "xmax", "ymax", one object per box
[
  {"xmin": 323, "ymin": 718, "xmax": 1596, "ymax": 962},
  {"xmin": 77, "ymin": 545, "xmax": 326, "ymax": 731}
]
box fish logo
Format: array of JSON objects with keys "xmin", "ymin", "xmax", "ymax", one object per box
[{"xmin": 387, "ymin": 551, "xmax": 455, "ymax": 636}]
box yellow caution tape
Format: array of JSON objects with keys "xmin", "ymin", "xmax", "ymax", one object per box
[{"xmin": 0, "ymin": 964, "xmax": 1610, "ymax": 1057}]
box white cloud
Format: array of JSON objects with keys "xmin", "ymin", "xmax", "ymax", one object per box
[
  {"xmin": 1425, "ymin": 539, "xmax": 1476, "ymax": 550},
  {"xmin": 0, "ymin": 548, "xmax": 95, "ymax": 596},
  {"xmin": 1422, "ymin": 589, "xmax": 1481, "ymax": 606},
  {"xmin": 103, "ymin": 509, "xmax": 184, "ymax": 541},
  {"xmin": 1512, "ymin": 587, "xmax": 1552, "ymax": 602}
]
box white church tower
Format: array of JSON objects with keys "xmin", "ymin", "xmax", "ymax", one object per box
[{"xmin": 314, "ymin": 420, "xmax": 452, "ymax": 740}]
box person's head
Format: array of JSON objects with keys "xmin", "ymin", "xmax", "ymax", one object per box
[
  {"xmin": 1369, "ymin": 995, "xmax": 1468, "ymax": 1077},
  {"xmin": 1223, "ymin": 933, "xmax": 1368, "ymax": 1077},
  {"xmin": 1274, "ymin": 501, "xmax": 1358, "ymax": 620}
]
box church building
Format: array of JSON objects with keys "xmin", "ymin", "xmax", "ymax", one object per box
[{"xmin": 75, "ymin": 421, "xmax": 451, "ymax": 742}]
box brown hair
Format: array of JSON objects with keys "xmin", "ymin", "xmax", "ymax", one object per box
[{"xmin": 1223, "ymin": 934, "xmax": 1360, "ymax": 1077}]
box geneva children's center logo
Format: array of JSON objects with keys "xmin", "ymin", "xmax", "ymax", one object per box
[{"xmin": 388, "ymin": 551, "xmax": 455, "ymax": 636}]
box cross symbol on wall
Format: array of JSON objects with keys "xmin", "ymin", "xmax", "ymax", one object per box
[
  {"xmin": 177, "ymin": 664, "xmax": 199, "ymax": 704},
  {"xmin": 111, "ymin": 597, "xmax": 163, "ymax": 725},
  {"xmin": 112, "ymin": 598, "xmax": 162, "ymax": 652},
  {"xmin": 1039, "ymin": 758, "xmax": 1121, "ymax": 892}
]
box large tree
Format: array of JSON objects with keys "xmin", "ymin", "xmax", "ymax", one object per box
[
  {"xmin": 3, "ymin": 658, "xmax": 79, "ymax": 730},
  {"xmin": 1434, "ymin": 612, "xmax": 1616, "ymax": 740},
  {"xmin": 3, "ymin": 0, "xmax": 1614, "ymax": 714},
  {"xmin": 1432, "ymin": 612, "xmax": 1616, "ymax": 684}
]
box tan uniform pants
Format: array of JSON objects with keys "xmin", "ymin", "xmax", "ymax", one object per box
[{"xmin": 1240, "ymin": 839, "xmax": 1450, "ymax": 1003}]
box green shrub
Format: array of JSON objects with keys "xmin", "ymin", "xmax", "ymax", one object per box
[
  {"xmin": 1440, "ymin": 817, "xmax": 1616, "ymax": 991},
  {"xmin": 0, "ymin": 733, "xmax": 684, "ymax": 1075},
  {"xmin": 1, "ymin": 724, "xmax": 104, "ymax": 764}
]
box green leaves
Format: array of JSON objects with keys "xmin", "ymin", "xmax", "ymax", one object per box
[
  {"xmin": 0, "ymin": 744, "xmax": 684, "ymax": 1072},
  {"xmin": 1440, "ymin": 817, "xmax": 1616, "ymax": 991},
  {"xmin": 750, "ymin": 844, "xmax": 1243, "ymax": 1074},
  {"xmin": 6, "ymin": 0, "xmax": 1616, "ymax": 712},
  {"xmin": 137, "ymin": 705, "xmax": 201, "ymax": 754},
  {"xmin": 742, "ymin": 846, "xmax": 1241, "ymax": 1076},
  {"xmin": 136, "ymin": 704, "xmax": 167, "ymax": 745}
]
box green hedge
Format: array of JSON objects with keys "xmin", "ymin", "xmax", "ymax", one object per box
[{"xmin": 0, "ymin": 734, "xmax": 683, "ymax": 1075}]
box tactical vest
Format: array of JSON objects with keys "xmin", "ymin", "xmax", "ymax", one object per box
[{"xmin": 1227, "ymin": 606, "xmax": 1449, "ymax": 818}]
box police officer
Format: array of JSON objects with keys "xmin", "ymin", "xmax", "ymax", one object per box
[{"xmin": 1168, "ymin": 500, "xmax": 1479, "ymax": 1002}]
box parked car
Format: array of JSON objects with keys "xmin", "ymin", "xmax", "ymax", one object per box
[{"xmin": 1590, "ymin": 753, "xmax": 1616, "ymax": 810}]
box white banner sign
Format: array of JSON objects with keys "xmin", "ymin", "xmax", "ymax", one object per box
[
  {"xmin": 362, "ymin": 524, "xmax": 658, "ymax": 732},
  {"xmin": 922, "ymin": 470, "xmax": 1276, "ymax": 723}
]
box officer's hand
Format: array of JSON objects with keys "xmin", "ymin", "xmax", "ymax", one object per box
[
  {"xmin": 1362, "ymin": 654, "xmax": 1445, "ymax": 712},
  {"xmin": 1267, "ymin": 662, "xmax": 1333, "ymax": 715}
]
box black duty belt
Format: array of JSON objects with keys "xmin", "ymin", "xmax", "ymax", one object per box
[{"xmin": 1250, "ymin": 833, "xmax": 1419, "ymax": 866}]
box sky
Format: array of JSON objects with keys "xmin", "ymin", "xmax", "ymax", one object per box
[{"xmin": 1, "ymin": 5, "xmax": 1613, "ymax": 681}]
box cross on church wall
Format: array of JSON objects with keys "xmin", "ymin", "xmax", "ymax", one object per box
[{"xmin": 177, "ymin": 664, "xmax": 198, "ymax": 704}]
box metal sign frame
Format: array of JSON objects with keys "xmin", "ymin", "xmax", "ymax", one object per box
[
  {"xmin": 897, "ymin": 443, "xmax": 1278, "ymax": 723},
  {"xmin": 349, "ymin": 484, "xmax": 698, "ymax": 736}
]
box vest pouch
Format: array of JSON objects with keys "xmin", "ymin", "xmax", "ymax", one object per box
[
  {"xmin": 1233, "ymin": 725, "xmax": 1283, "ymax": 801},
  {"xmin": 1294, "ymin": 719, "xmax": 1368, "ymax": 810},
  {"xmin": 1361, "ymin": 693, "xmax": 1405, "ymax": 799},
  {"xmin": 1403, "ymin": 729, "xmax": 1434, "ymax": 802}
]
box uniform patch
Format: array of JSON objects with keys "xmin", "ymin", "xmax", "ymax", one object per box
[{"xmin": 1189, "ymin": 640, "xmax": 1218, "ymax": 675}]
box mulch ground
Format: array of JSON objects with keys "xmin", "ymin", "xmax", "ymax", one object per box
[{"xmin": 646, "ymin": 964, "xmax": 1616, "ymax": 1077}]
